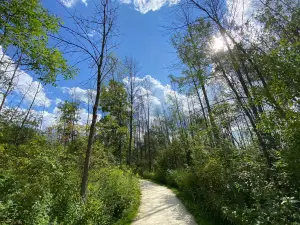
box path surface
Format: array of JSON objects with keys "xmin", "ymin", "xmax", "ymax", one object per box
[{"xmin": 132, "ymin": 180, "xmax": 197, "ymax": 225}]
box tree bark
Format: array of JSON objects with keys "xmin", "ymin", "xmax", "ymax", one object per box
[
  {"xmin": 0, "ymin": 55, "xmax": 22, "ymax": 113},
  {"xmin": 80, "ymin": 0, "xmax": 108, "ymax": 201},
  {"xmin": 214, "ymin": 56, "xmax": 273, "ymax": 169},
  {"xmin": 15, "ymin": 83, "xmax": 40, "ymax": 144},
  {"xmin": 128, "ymin": 98, "xmax": 133, "ymax": 165}
]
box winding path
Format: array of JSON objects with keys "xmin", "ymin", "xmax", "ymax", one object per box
[{"xmin": 132, "ymin": 180, "xmax": 197, "ymax": 225}]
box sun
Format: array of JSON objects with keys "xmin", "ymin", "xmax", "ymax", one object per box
[{"xmin": 211, "ymin": 36, "xmax": 225, "ymax": 52}]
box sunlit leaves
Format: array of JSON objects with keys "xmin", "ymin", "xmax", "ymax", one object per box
[{"xmin": 0, "ymin": 0, "xmax": 75, "ymax": 84}]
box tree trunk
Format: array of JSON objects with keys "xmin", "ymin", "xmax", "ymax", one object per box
[
  {"xmin": 15, "ymin": 83, "xmax": 40, "ymax": 144},
  {"xmin": 192, "ymin": 78, "xmax": 208, "ymax": 129},
  {"xmin": 0, "ymin": 55, "xmax": 22, "ymax": 113},
  {"xmin": 147, "ymin": 97, "xmax": 151, "ymax": 171},
  {"xmin": 214, "ymin": 56, "xmax": 273, "ymax": 169},
  {"xmin": 128, "ymin": 102, "xmax": 133, "ymax": 165},
  {"xmin": 81, "ymin": 68, "xmax": 102, "ymax": 201},
  {"xmin": 201, "ymin": 83, "xmax": 220, "ymax": 145},
  {"xmin": 80, "ymin": 0, "xmax": 108, "ymax": 201}
]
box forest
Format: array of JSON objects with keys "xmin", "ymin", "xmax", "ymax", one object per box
[{"xmin": 0, "ymin": 0, "xmax": 299, "ymax": 224}]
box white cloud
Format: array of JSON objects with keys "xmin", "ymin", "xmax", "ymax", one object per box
[
  {"xmin": 39, "ymin": 106, "xmax": 101, "ymax": 130},
  {"xmin": 87, "ymin": 30, "xmax": 97, "ymax": 37},
  {"xmin": 55, "ymin": 98, "xmax": 63, "ymax": 105},
  {"xmin": 120, "ymin": 0, "xmax": 180, "ymax": 13},
  {"xmin": 0, "ymin": 94, "xmax": 4, "ymax": 106},
  {"xmin": 0, "ymin": 47, "xmax": 51, "ymax": 108},
  {"xmin": 125, "ymin": 75, "xmax": 189, "ymax": 115},
  {"xmin": 40, "ymin": 110, "xmax": 58, "ymax": 129},
  {"xmin": 59, "ymin": 75, "xmax": 190, "ymax": 126},
  {"xmin": 226, "ymin": 0, "xmax": 253, "ymax": 26},
  {"xmin": 81, "ymin": 0, "xmax": 88, "ymax": 6},
  {"xmin": 77, "ymin": 107, "xmax": 94, "ymax": 125},
  {"xmin": 7, "ymin": 74, "xmax": 190, "ymax": 130},
  {"xmin": 54, "ymin": 105, "xmax": 90, "ymax": 125},
  {"xmin": 60, "ymin": 0, "xmax": 77, "ymax": 7},
  {"xmin": 15, "ymin": 71, "xmax": 51, "ymax": 107},
  {"xmin": 63, "ymin": 86, "xmax": 88, "ymax": 103},
  {"xmin": 120, "ymin": 0, "xmax": 132, "ymax": 4},
  {"xmin": 60, "ymin": 0, "xmax": 88, "ymax": 8},
  {"xmin": 61, "ymin": 86, "xmax": 95, "ymax": 104}
]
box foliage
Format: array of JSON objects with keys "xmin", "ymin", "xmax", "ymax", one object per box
[
  {"xmin": 0, "ymin": 0, "xmax": 75, "ymax": 84},
  {"xmin": 135, "ymin": 1, "xmax": 300, "ymax": 224},
  {"xmin": 0, "ymin": 123, "xmax": 140, "ymax": 225},
  {"xmin": 88, "ymin": 168, "xmax": 140, "ymax": 225},
  {"xmin": 0, "ymin": 135, "xmax": 80, "ymax": 224},
  {"xmin": 98, "ymin": 80, "xmax": 129, "ymax": 162},
  {"xmin": 0, "ymin": 1, "xmax": 141, "ymax": 225},
  {"xmin": 57, "ymin": 101, "xmax": 81, "ymax": 145},
  {"xmin": 147, "ymin": 139, "xmax": 300, "ymax": 225}
]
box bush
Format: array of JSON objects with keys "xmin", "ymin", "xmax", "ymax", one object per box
[
  {"xmin": 0, "ymin": 133, "xmax": 140, "ymax": 225},
  {"xmin": 88, "ymin": 168, "xmax": 141, "ymax": 225},
  {"xmin": 0, "ymin": 137, "xmax": 82, "ymax": 224},
  {"xmin": 147, "ymin": 141, "xmax": 300, "ymax": 225}
]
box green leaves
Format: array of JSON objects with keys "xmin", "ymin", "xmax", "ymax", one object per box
[
  {"xmin": 98, "ymin": 80, "xmax": 129, "ymax": 157},
  {"xmin": 100, "ymin": 80, "xmax": 128, "ymax": 118},
  {"xmin": 0, "ymin": 0, "xmax": 75, "ymax": 84},
  {"xmin": 0, "ymin": 125, "xmax": 140, "ymax": 224}
]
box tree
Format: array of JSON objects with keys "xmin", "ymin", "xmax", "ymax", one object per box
[
  {"xmin": 171, "ymin": 18, "xmax": 220, "ymax": 146},
  {"xmin": 57, "ymin": 100, "xmax": 80, "ymax": 146},
  {"xmin": 0, "ymin": 50, "xmax": 22, "ymax": 113},
  {"xmin": 123, "ymin": 57, "xmax": 141, "ymax": 165},
  {"xmin": 51, "ymin": 0, "xmax": 119, "ymax": 201},
  {"xmin": 0, "ymin": 0, "xmax": 74, "ymax": 85},
  {"xmin": 99, "ymin": 80, "xmax": 128, "ymax": 164}
]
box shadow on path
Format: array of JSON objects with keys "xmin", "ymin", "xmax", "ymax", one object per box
[{"xmin": 132, "ymin": 180, "xmax": 197, "ymax": 225}]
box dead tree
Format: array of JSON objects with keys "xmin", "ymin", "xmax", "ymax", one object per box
[
  {"xmin": 123, "ymin": 57, "xmax": 141, "ymax": 165},
  {"xmin": 52, "ymin": 0, "xmax": 119, "ymax": 201}
]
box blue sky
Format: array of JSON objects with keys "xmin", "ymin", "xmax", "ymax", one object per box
[
  {"xmin": 42, "ymin": 0, "xmax": 181, "ymax": 86},
  {"xmin": 1, "ymin": 0, "xmax": 187, "ymax": 128},
  {"xmin": 1, "ymin": 0, "xmax": 254, "ymax": 128},
  {"xmin": 1, "ymin": 0, "xmax": 254, "ymax": 129},
  {"xmin": 37, "ymin": 0, "xmax": 183, "ymax": 123}
]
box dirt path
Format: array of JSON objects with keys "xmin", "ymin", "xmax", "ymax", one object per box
[{"xmin": 132, "ymin": 180, "xmax": 197, "ymax": 225}]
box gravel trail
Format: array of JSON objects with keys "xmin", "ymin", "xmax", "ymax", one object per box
[{"xmin": 132, "ymin": 180, "xmax": 197, "ymax": 225}]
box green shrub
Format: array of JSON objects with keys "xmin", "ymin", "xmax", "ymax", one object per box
[
  {"xmin": 88, "ymin": 167, "xmax": 140, "ymax": 224},
  {"xmin": 0, "ymin": 137, "xmax": 82, "ymax": 224},
  {"xmin": 0, "ymin": 134, "xmax": 140, "ymax": 225},
  {"xmin": 148, "ymin": 141, "xmax": 300, "ymax": 225}
]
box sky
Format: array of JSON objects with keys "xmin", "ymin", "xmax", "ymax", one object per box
[
  {"xmin": 42, "ymin": 0, "xmax": 181, "ymax": 89},
  {"xmin": 1, "ymin": 0, "xmax": 188, "ymax": 129},
  {"xmin": 1, "ymin": 0, "xmax": 254, "ymax": 129},
  {"xmin": 41, "ymin": 0, "xmax": 183, "ymax": 107}
]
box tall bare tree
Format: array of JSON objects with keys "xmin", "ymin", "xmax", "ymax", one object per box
[
  {"xmin": 0, "ymin": 51, "xmax": 22, "ymax": 113},
  {"xmin": 52, "ymin": 0, "xmax": 119, "ymax": 201},
  {"xmin": 123, "ymin": 57, "xmax": 141, "ymax": 165}
]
